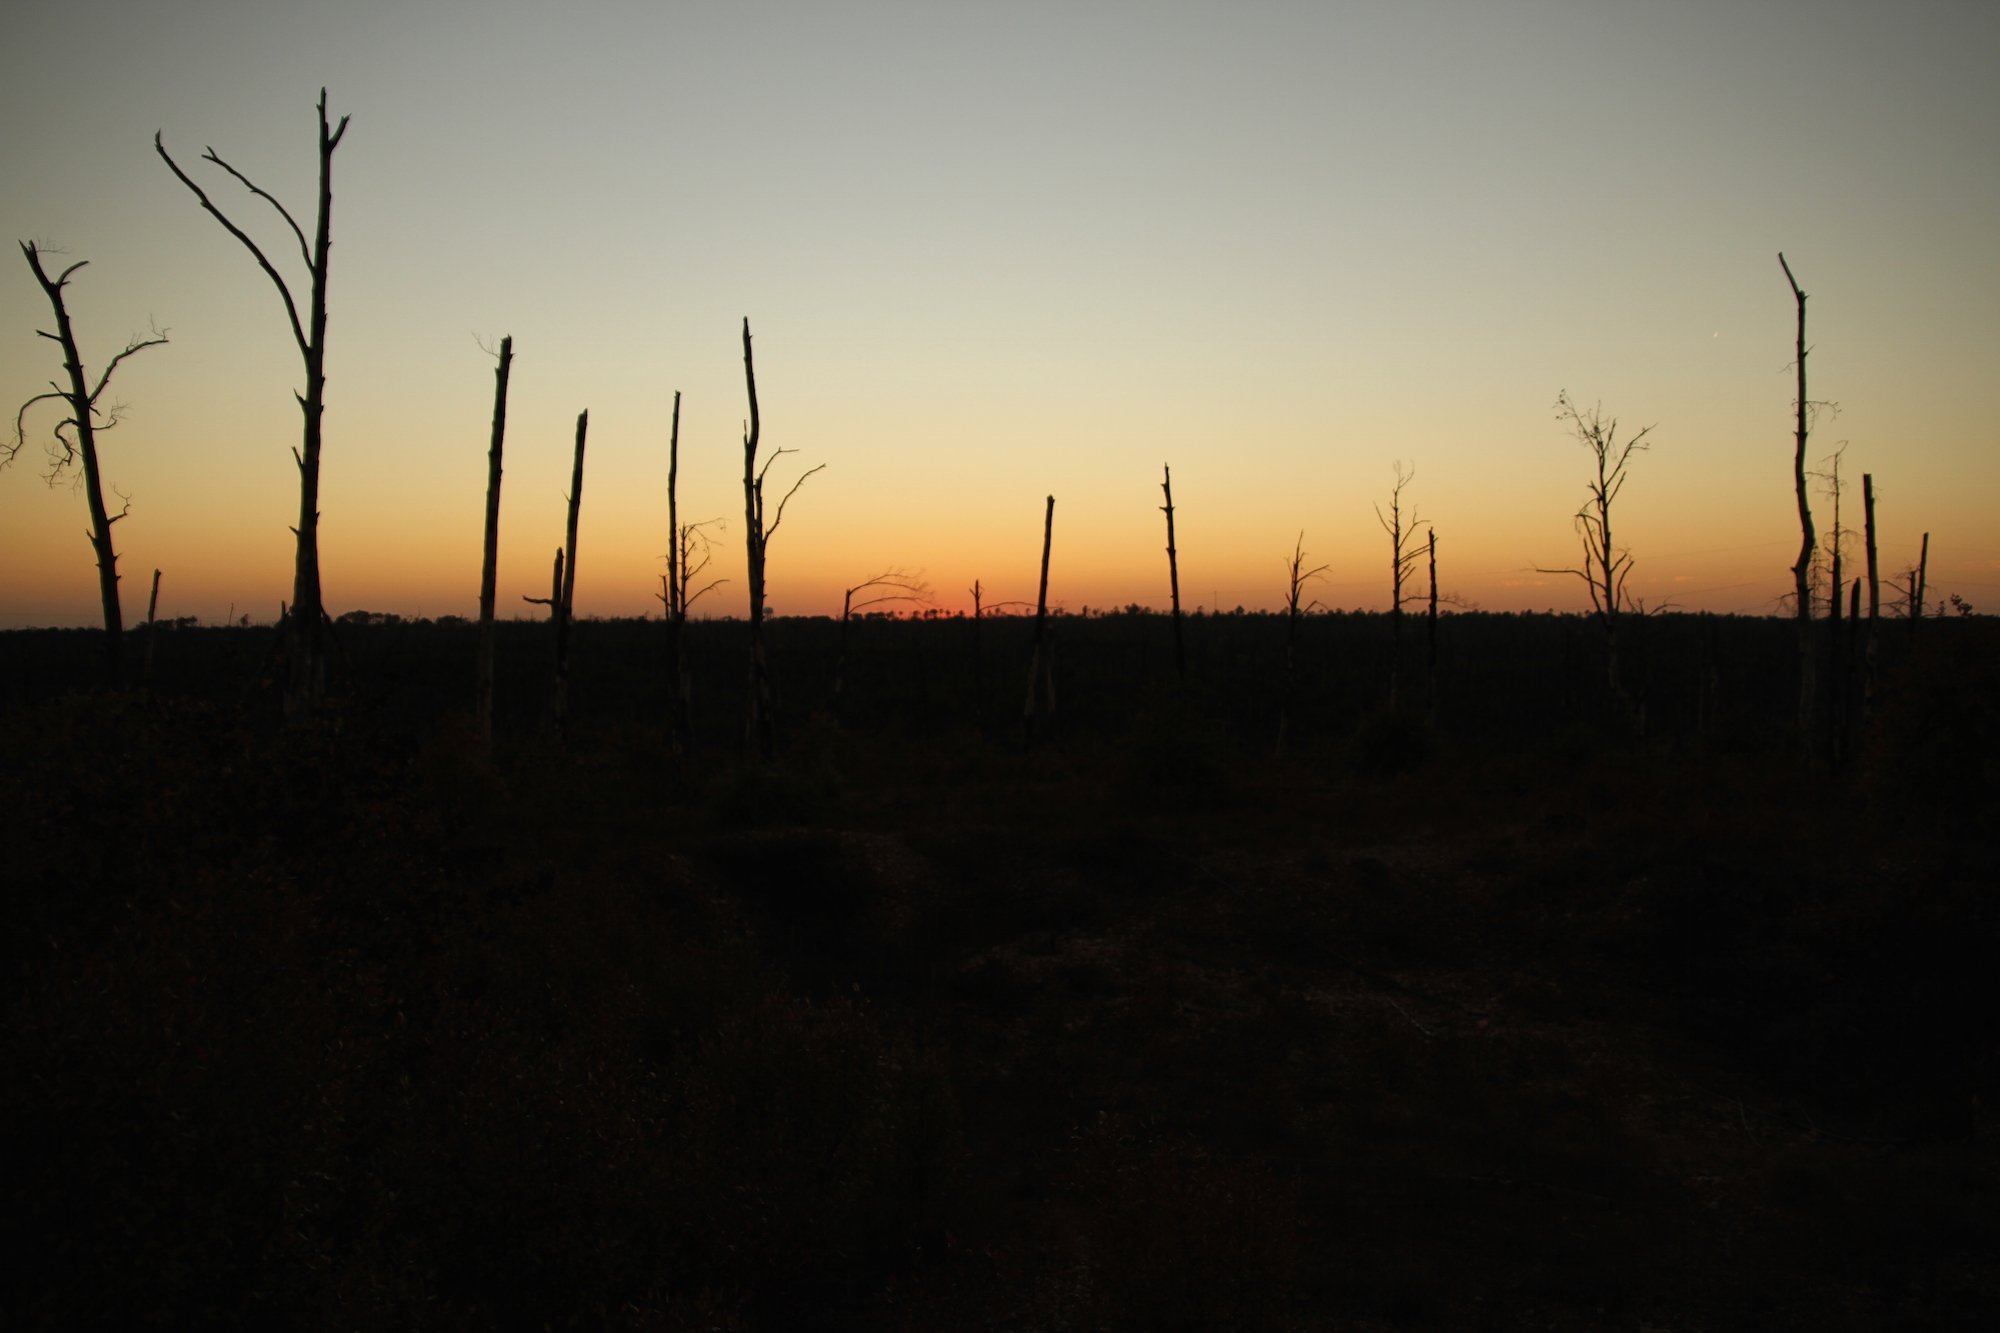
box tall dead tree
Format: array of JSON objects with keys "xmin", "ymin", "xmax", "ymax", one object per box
[
  {"xmin": 1426, "ymin": 528, "xmax": 1439, "ymax": 710},
  {"xmin": 523, "ymin": 413, "xmax": 587, "ymax": 737},
  {"xmin": 1023, "ymin": 496, "xmax": 1056, "ymax": 749},
  {"xmin": 157, "ymin": 90, "xmax": 349, "ymax": 717},
  {"xmin": 1375, "ymin": 462, "xmax": 1427, "ymax": 710},
  {"xmin": 11, "ymin": 243, "xmax": 168, "ymax": 685},
  {"xmin": 476, "ymin": 335, "xmax": 513, "ymax": 748},
  {"xmin": 1160, "ymin": 464, "xmax": 1185, "ymax": 680},
  {"xmin": 1862, "ymin": 472, "xmax": 1880, "ymax": 718},
  {"xmin": 1779, "ymin": 253, "xmax": 1818, "ymax": 760},
  {"xmin": 1911, "ymin": 532, "xmax": 1930, "ymax": 638},
  {"xmin": 1815, "ymin": 445, "xmax": 1848, "ymax": 760},
  {"xmin": 660, "ymin": 392, "xmax": 726, "ymax": 756},
  {"xmin": 1277, "ymin": 533, "xmax": 1328, "ymax": 757},
  {"xmin": 1536, "ymin": 392, "xmax": 1655, "ymax": 718},
  {"xmin": 739, "ymin": 319, "xmax": 823, "ymax": 759}
]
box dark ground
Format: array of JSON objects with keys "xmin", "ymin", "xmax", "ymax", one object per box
[{"xmin": 4, "ymin": 612, "xmax": 1995, "ymax": 1329}]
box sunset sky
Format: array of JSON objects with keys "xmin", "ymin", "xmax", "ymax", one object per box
[{"xmin": 4, "ymin": 0, "xmax": 1995, "ymax": 628}]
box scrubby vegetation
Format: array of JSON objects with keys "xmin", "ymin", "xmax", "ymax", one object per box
[{"xmin": 4, "ymin": 611, "xmax": 1995, "ymax": 1328}]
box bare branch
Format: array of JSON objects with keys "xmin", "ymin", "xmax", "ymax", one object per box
[
  {"xmin": 765, "ymin": 462, "xmax": 826, "ymax": 544},
  {"xmin": 89, "ymin": 325, "xmax": 171, "ymax": 405},
  {"xmin": 200, "ymin": 146, "xmax": 312, "ymax": 272},
  {"xmin": 155, "ymin": 132, "xmax": 309, "ymax": 357}
]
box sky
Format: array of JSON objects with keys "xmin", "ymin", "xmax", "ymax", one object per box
[{"xmin": 3, "ymin": 0, "xmax": 1996, "ymax": 627}]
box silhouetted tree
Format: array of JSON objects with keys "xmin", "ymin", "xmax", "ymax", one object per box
[
  {"xmin": 1375, "ymin": 462, "xmax": 1427, "ymax": 709},
  {"xmin": 1779, "ymin": 253, "xmax": 1819, "ymax": 762},
  {"xmin": 157, "ymin": 89, "xmax": 349, "ymax": 717},
  {"xmin": 739, "ymin": 319, "xmax": 823, "ymax": 759},
  {"xmin": 1862, "ymin": 472, "xmax": 1881, "ymax": 717},
  {"xmin": 10, "ymin": 242, "xmax": 168, "ymax": 685},
  {"xmin": 476, "ymin": 335, "xmax": 513, "ymax": 749},
  {"xmin": 1536, "ymin": 391, "xmax": 1655, "ymax": 716},
  {"xmin": 523, "ymin": 412, "xmax": 586, "ymax": 737},
  {"xmin": 659, "ymin": 391, "xmax": 727, "ymax": 757},
  {"xmin": 142, "ymin": 568, "xmax": 162, "ymax": 685},
  {"xmin": 1277, "ymin": 532, "xmax": 1328, "ymax": 757},
  {"xmin": 1161, "ymin": 464, "xmax": 1186, "ymax": 680},
  {"xmin": 1023, "ymin": 496, "xmax": 1057, "ymax": 749}
]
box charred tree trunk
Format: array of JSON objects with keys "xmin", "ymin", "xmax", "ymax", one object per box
[
  {"xmin": 157, "ymin": 90, "xmax": 349, "ymax": 718},
  {"xmin": 1426, "ymin": 529, "xmax": 1439, "ymax": 713},
  {"xmin": 1780, "ymin": 253, "xmax": 1817, "ymax": 763},
  {"xmin": 553, "ymin": 411, "xmax": 587, "ymax": 737},
  {"xmin": 1911, "ymin": 532, "xmax": 1929, "ymax": 640},
  {"xmin": 1161, "ymin": 464, "xmax": 1185, "ymax": 681},
  {"xmin": 17, "ymin": 245, "xmax": 167, "ymax": 686},
  {"xmin": 1023, "ymin": 496, "xmax": 1056, "ymax": 749},
  {"xmin": 1863, "ymin": 472, "xmax": 1880, "ymax": 719},
  {"xmin": 742, "ymin": 321, "xmax": 774, "ymax": 759},
  {"xmin": 664, "ymin": 390, "xmax": 691, "ymax": 757},
  {"xmin": 476, "ymin": 335, "xmax": 512, "ymax": 748},
  {"xmin": 142, "ymin": 568, "xmax": 162, "ymax": 685}
]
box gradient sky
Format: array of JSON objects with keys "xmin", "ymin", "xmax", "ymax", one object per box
[{"xmin": 4, "ymin": 0, "xmax": 1996, "ymax": 627}]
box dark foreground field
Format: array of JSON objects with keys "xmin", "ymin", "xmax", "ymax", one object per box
[{"xmin": 4, "ymin": 613, "xmax": 1996, "ymax": 1329}]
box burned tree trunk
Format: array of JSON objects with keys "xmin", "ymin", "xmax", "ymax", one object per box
[
  {"xmin": 664, "ymin": 391, "xmax": 690, "ymax": 757},
  {"xmin": 142, "ymin": 568, "xmax": 162, "ymax": 685},
  {"xmin": 1780, "ymin": 253, "xmax": 1817, "ymax": 763},
  {"xmin": 1426, "ymin": 528, "xmax": 1439, "ymax": 712},
  {"xmin": 13, "ymin": 244, "xmax": 169, "ymax": 686},
  {"xmin": 476, "ymin": 335, "xmax": 512, "ymax": 748},
  {"xmin": 1161, "ymin": 464, "xmax": 1185, "ymax": 681},
  {"xmin": 554, "ymin": 411, "xmax": 587, "ymax": 736},
  {"xmin": 157, "ymin": 90, "xmax": 349, "ymax": 718},
  {"xmin": 1863, "ymin": 472, "xmax": 1880, "ymax": 718},
  {"xmin": 737, "ymin": 320, "xmax": 823, "ymax": 759},
  {"xmin": 1911, "ymin": 532, "xmax": 1930, "ymax": 640},
  {"xmin": 1023, "ymin": 496, "xmax": 1056, "ymax": 749}
]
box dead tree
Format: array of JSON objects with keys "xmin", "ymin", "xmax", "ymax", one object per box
[
  {"xmin": 1779, "ymin": 253, "xmax": 1818, "ymax": 761},
  {"xmin": 142, "ymin": 568, "xmax": 162, "ymax": 685},
  {"xmin": 1426, "ymin": 529, "xmax": 1439, "ymax": 711},
  {"xmin": 11, "ymin": 243, "xmax": 169, "ymax": 685},
  {"xmin": 835, "ymin": 568, "xmax": 931, "ymax": 715},
  {"xmin": 1814, "ymin": 445, "xmax": 1849, "ymax": 760},
  {"xmin": 1911, "ymin": 532, "xmax": 1930, "ymax": 638},
  {"xmin": 522, "ymin": 413, "xmax": 586, "ymax": 737},
  {"xmin": 157, "ymin": 90, "xmax": 349, "ymax": 717},
  {"xmin": 1374, "ymin": 462, "xmax": 1427, "ymax": 710},
  {"xmin": 1023, "ymin": 496, "xmax": 1057, "ymax": 749},
  {"xmin": 1862, "ymin": 473, "xmax": 1880, "ymax": 717},
  {"xmin": 1160, "ymin": 464, "xmax": 1185, "ymax": 680},
  {"xmin": 1277, "ymin": 533, "xmax": 1328, "ymax": 757},
  {"xmin": 739, "ymin": 318, "xmax": 823, "ymax": 759},
  {"xmin": 659, "ymin": 391, "xmax": 727, "ymax": 757},
  {"xmin": 1536, "ymin": 391, "xmax": 1655, "ymax": 717},
  {"xmin": 476, "ymin": 335, "xmax": 513, "ymax": 748}
]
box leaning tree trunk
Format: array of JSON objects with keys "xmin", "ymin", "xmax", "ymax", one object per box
[
  {"xmin": 1023, "ymin": 496, "xmax": 1055, "ymax": 750},
  {"xmin": 142, "ymin": 568, "xmax": 162, "ymax": 685},
  {"xmin": 476, "ymin": 335, "xmax": 512, "ymax": 748},
  {"xmin": 19, "ymin": 244, "xmax": 158, "ymax": 685},
  {"xmin": 1780, "ymin": 253, "xmax": 1817, "ymax": 764}
]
